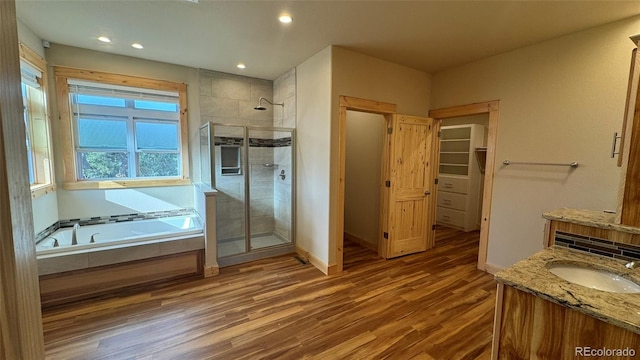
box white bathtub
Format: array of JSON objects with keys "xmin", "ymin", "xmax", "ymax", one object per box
[{"xmin": 36, "ymin": 215, "xmax": 203, "ymax": 256}]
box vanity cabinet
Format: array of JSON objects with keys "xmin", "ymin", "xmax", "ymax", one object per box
[
  {"xmin": 492, "ymin": 209, "xmax": 640, "ymax": 359},
  {"xmin": 493, "ymin": 285, "xmax": 639, "ymax": 360},
  {"xmin": 437, "ymin": 124, "xmax": 485, "ymax": 231}
]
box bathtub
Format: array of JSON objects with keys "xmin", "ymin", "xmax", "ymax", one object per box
[
  {"xmin": 36, "ymin": 215, "xmax": 203, "ymax": 256},
  {"xmin": 36, "ymin": 214, "xmax": 206, "ymax": 278},
  {"xmin": 37, "ymin": 214, "xmax": 206, "ymax": 307}
]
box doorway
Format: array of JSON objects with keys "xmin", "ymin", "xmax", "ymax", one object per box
[
  {"xmin": 342, "ymin": 110, "xmax": 387, "ymax": 269},
  {"xmin": 433, "ymin": 114, "xmax": 489, "ymax": 265},
  {"xmin": 429, "ymin": 101, "xmax": 500, "ymax": 272},
  {"xmin": 334, "ymin": 96, "xmax": 397, "ymax": 274}
]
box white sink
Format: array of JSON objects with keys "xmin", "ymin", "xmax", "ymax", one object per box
[{"xmin": 548, "ymin": 263, "xmax": 640, "ymax": 293}]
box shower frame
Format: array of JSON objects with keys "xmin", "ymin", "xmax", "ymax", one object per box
[{"xmin": 210, "ymin": 122, "xmax": 296, "ymax": 267}]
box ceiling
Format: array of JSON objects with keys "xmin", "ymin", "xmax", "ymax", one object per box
[{"xmin": 16, "ymin": 0, "xmax": 640, "ymax": 80}]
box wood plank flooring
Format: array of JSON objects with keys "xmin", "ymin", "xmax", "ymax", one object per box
[{"xmin": 42, "ymin": 228, "xmax": 497, "ymax": 359}]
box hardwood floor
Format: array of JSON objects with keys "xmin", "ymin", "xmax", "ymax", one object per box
[{"xmin": 42, "ymin": 228, "xmax": 497, "ymax": 359}]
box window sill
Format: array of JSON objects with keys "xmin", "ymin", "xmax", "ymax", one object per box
[
  {"xmin": 63, "ymin": 178, "xmax": 191, "ymax": 190},
  {"xmin": 31, "ymin": 184, "xmax": 57, "ymax": 199}
]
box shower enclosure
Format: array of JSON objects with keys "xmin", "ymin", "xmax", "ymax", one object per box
[{"xmin": 204, "ymin": 123, "xmax": 295, "ymax": 266}]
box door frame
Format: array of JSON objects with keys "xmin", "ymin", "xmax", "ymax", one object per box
[
  {"xmin": 429, "ymin": 100, "xmax": 500, "ymax": 272},
  {"xmin": 335, "ymin": 96, "xmax": 397, "ymax": 274}
]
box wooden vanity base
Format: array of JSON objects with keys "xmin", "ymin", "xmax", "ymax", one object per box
[{"xmin": 492, "ymin": 284, "xmax": 640, "ymax": 359}]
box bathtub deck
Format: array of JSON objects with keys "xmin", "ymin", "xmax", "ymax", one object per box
[{"xmin": 41, "ymin": 228, "xmax": 496, "ymax": 359}]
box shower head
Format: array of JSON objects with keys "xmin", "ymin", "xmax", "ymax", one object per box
[{"xmin": 254, "ymin": 97, "xmax": 283, "ymax": 111}]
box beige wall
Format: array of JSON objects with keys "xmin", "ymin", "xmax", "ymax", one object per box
[
  {"xmin": 16, "ymin": 18, "xmax": 44, "ymax": 58},
  {"xmin": 344, "ymin": 110, "xmax": 385, "ymax": 247},
  {"xmin": 45, "ymin": 44, "xmax": 200, "ymax": 220},
  {"xmin": 430, "ymin": 16, "xmax": 639, "ymax": 269},
  {"xmin": 296, "ymin": 46, "xmax": 333, "ymax": 265},
  {"xmin": 296, "ymin": 46, "xmax": 431, "ymax": 268},
  {"xmin": 328, "ymin": 46, "xmax": 431, "ymax": 265}
]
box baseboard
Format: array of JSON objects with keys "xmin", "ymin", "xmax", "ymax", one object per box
[
  {"xmin": 296, "ymin": 246, "xmax": 334, "ymax": 275},
  {"xmin": 203, "ymin": 265, "xmax": 219, "ymax": 277},
  {"xmin": 484, "ymin": 262, "xmax": 503, "ymax": 275},
  {"xmin": 343, "ymin": 232, "xmax": 378, "ymax": 252}
]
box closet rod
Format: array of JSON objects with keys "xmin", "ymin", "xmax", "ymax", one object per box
[{"xmin": 502, "ymin": 160, "xmax": 579, "ymax": 168}]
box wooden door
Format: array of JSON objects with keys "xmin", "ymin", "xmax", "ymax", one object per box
[{"xmin": 381, "ymin": 114, "xmax": 437, "ymax": 259}]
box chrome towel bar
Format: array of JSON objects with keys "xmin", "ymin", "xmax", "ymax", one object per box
[{"xmin": 503, "ymin": 160, "xmax": 579, "ymax": 168}]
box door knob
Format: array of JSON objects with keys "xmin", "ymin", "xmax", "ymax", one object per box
[{"xmin": 424, "ymin": 191, "xmax": 431, "ymax": 195}]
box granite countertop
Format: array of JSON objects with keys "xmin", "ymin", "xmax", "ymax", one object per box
[
  {"xmin": 543, "ymin": 208, "xmax": 640, "ymax": 235},
  {"xmin": 495, "ymin": 246, "xmax": 640, "ymax": 334}
]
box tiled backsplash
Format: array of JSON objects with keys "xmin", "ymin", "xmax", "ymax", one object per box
[
  {"xmin": 554, "ymin": 231, "xmax": 640, "ymax": 262},
  {"xmin": 35, "ymin": 208, "xmax": 195, "ymax": 243},
  {"xmin": 214, "ymin": 136, "xmax": 292, "ymax": 148}
]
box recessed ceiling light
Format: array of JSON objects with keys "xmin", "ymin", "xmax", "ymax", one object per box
[
  {"xmin": 131, "ymin": 43, "xmax": 144, "ymax": 49},
  {"xmin": 278, "ymin": 15, "xmax": 293, "ymax": 24},
  {"xmin": 237, "ymin": 63, "xmax": 246, "ymax": 69},
  {"xmin": 98, "ymin": 36, "xmax": 111, "ymax": 43}
]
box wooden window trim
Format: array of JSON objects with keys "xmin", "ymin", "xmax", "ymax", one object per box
[
  {"xmin": 54, "ymin": 66, "xmax": 190, "ymax": 189},
  {"xmin": 19, "ymin": 42, "xmax": 55, "ymax": 199}
]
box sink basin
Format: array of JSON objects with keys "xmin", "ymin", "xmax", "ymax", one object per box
[{"xmin": 547, "ymin": 263, "xmax": 640, "ymax": 293}]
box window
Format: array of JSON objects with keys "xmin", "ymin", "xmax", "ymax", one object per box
[
  {"xmin": 55, "ymin": 67, "xmax": 189, "ymax": 189},
  {"xmin": 20, "ymin": 43, "xmax": 55, "ymax": 198}
]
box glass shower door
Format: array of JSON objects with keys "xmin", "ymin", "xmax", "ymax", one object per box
[
  {"xmin": 248, "ymin": 129, "xmax": 293, "ymax": 250},
  {"xmin": 213, "ymin": 124, "xmax": 247, "ymax": 257}
]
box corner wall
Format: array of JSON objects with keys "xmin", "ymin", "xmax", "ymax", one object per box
[
  {"xmin": 296, "ymin": 47, "xmax": 333, "ymax": 267},
  {"xmin": 430, "ymin": 16, "xmax": 640, "ymax": 269}
]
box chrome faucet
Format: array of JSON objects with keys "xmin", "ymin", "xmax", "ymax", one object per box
[
  {"xmin": 626, "ymin": 261, "xmax": 636, "ymax": 270},
  {"xmin": 72, "ymin": 223, "xmax": 80, "ymax": 245}
]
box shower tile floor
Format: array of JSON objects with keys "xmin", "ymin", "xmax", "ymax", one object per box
[{"xmin": 218, "ymin": 234, "xmax": 290, "ymax": 258}]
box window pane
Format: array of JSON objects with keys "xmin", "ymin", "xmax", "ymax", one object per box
[
  {"xmin": 138, "ymin": 153, "xmax": 179, "ymax": 177},
  {"xmin": 76, "ymin": 94, "xmax": 125, "ymax": 107},
  {"xmin": 134, "ymin": 100, "xmax": 178, "ymax": 112},
  {"xmin": 135, "ymin": 122, "xmax": 178, "ymax": 150},
  {"xmin": 78, "ymin": 152, "xmax": 128, "ymax": 179},
  {"xmin": 78, "ymin": 118, "xmax": 127, "ymax": 149},
  {"xmin": 27, "ymin": 149, "xmax": 35, "ymax": 184}
]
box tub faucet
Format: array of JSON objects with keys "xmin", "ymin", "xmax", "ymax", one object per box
[
  {"xmin": 72, "ymin": 223, "xmax": 80, "ymax": 245},
  {"xmin": 626, "ymin": 261, "xmax": 636, "ymax": 270}
]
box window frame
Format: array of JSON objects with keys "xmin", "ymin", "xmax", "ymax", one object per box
[
  {"xmin": 54, "ymin": 67, "xmax": 190, "ymax": 189},
  {"xmin": 19, "ymin": 43, "xmax": 56, "ymax": 199}
]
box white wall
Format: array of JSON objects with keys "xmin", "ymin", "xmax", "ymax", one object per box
[
  {"xmin": 46, "ymin": 44, "xmax": 200, "ymax": 220},
  {"xmin": 344, "ymin": 111, "xmax": 385, "ymax": 247},
  {"xmin": 296, "ymin": 46, "xmax": 332, "ymax": 265},
  {"xmin": 430, "ymin": 16, "xmax": 640, "ymax": 269}
]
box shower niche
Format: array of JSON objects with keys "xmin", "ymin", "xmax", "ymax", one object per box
[
  {"xmin": 220, "ymin": 146, "xmax": 241, "ymax": 175},
  {"xmin": 206, "ymin": 123, "xmax": 295, "ymax": 267}
]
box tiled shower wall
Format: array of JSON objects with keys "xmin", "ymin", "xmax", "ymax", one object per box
[
  {"xmin": 249, "ymin": 141, "xmax": 276, "ymax": 236},
  {"xmin": 273, "ymin": 69, "xmax": 296, "ymax": 241},
  {"xmin": 200, "ymin": 70, "xmax": 273, "ymax": 240},
  {"xmin": 274, "ymin": 68, "xmax": 296, "ymax": 128},
  {"xmin": 274, "ymin": 142, "xmax": 292, "ymax": 241}
]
